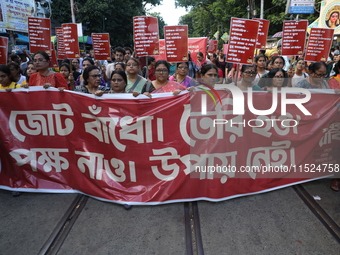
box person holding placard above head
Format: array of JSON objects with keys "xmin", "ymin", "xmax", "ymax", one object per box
[
  {"xmin": 74, "ymin": 65, "xmax": 109, "ymax": 95},
  {"xmin": 25, "ymin": 51, "xmax": 67, "ymax": 90},
  {"xmin": 169, "ymin": 62, "xmax": 198, "ymax": 88},
  {"xmin": 138, "ymin": 60, "xmax": 186, "ymax": 97},
  {"xmin": 125, "ymin": 58, "xmax": 147, "ymax": 93},
  {"xmin": 297, "ymin": 61, "xmax": 329, "ymax": 89},
  {"xmin": 265, "ymin": 68, "xmax": 288, "ymax": 92}
]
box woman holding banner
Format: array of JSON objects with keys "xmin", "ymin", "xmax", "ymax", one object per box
[
  {"xmin": 169, "ymin": 62, "xmax": 198, "ymax": 88},
  {"xmin": 109, "ymin": 70, "xmax": 127, "ymax": 93},
  {"xmin": 27, "ymin": 51, "xmax": 67, "ymax": 89},
  {"xmin": 140, "ymin": 60, "xmax": 186, "ymax": 96},
  {"xmin": 74, "ymin": 66, "xmax": 109, "ymax": 95}
]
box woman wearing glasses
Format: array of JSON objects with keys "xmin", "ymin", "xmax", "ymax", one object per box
[
  {"xmin": 126, "ymin": 58, "xmax": 147, "ymax": 93},
  {"xmin": 75, "ymin": 58, "xmax": 107, "ymax": 87},
  {"xmin": 237, "ymin": 65, "xmax": 262, "ymax": 91},
  {"xmin": 141, "ymin": 60, "xmax": 186, "ymax": 95},
  {"xmin": 169, "ymin": 62, "xmax": 197, "ymax": 88},
  {"xmin": 297, "ymin": 61, "xmax": 329, "ymax": 89},
  {"xmin": 75, "ymin": 66, "xmax": 109, "ymax": 95},
  {"xmin": 27, "ymin": 51, "xmax": 67, "ymax": 89}
]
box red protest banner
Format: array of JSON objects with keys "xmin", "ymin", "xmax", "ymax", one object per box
[
  {"xmin": 253, "ymin": 18, "xmax": 270, "ymax": 49},
  {"xmin": 0, "ymin": 37, "xmax": 8, "ymax": 65},
  {"xmin": 282, "ymin": 20, "xmax": 308, "ymax": 56},
  {"xmin": 55, "ymin": 27, "xmax": 66, "ymax": 60},
  {"xmin": 134, "ymin": 16, "xmax": 159, "ymax": 57},
  {"xmin": 208, "ymin": 40, "xmax": 218, "ymax": 53},
  {"xmin": 28, "ymin": 17, "xmax": 51, "ymax": 54},
  {"xmin": 164, "ymin": 25, "xmax": 188, "ymax": 62},
  {"xmin": 226, "ymin": 18, "xmax": 259, "ymax": 65},
  {"xmin": 92, "ymin": 33, "xmax": 111, "ymax": 61},
  {"xmin": 305, "ymin": 28, "xmax": 334, "ymax": 62},
  {"xmin": 0, "ymin": 90, "xmax": 339, "ymax": 204},
  {"xmin": 188, "ymin": 37, "xmax": 208, "ymax": 64},
  {"xmin": 62, "ymin": 23, "xmax": 80, "ymax": 59}
]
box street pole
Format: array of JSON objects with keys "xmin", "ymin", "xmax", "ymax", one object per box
[
  {"xmin": 260, "ymin": 0, "xmax": 264, "ymax": 19},
  {"xmin": 70, "ymin": 0, "xmax": 76, "ymax": 23}
]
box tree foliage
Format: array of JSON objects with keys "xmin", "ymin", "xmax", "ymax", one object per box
[
  {"xmin": 51, "ymin": 0, "xmax": 161, "ymax": 47},
  {"xmin": 176, "ymin": 0, "xmax": 320, "ymax": 41}
]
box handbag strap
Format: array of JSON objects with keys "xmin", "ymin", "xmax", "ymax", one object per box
[{"xmin": 128, "ymin": 76, "xmax": 142, "ymax": 93}]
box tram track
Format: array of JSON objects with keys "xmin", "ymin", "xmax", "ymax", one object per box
[
  {"xmin": 38, "ymin": 194, "xmax": 88, "ymax": 255},
  {"xmin": 294, "ymin": 184, "xmax": 340, "ymax": 244},
  {"xmin": 184, "ymin": 202, "xmax": 204, "ymax": 255}
]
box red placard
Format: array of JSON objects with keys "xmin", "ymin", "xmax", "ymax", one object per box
[
  {"xmin": 154, "ymin": 37, "xmax": 207, "ymax": 63},
  {"xmin": 92, "ymin": 33, "xmax": 111, "ymax": 61},
  {"xmin": 0, "ymin": 37, "xmax": 8, "ymax": 65},
  {"xmin": 188, "ymin": 37, "xmax": 208, "ymax": 64},
  {"xmin": 226, "ymin": 18, "xmax": 259, "ymax": 65},
  {"xmin": 282, "ymin": 20, "xmax": 308, "ymax": 56},
  {"xmin": 164, "ymin": 25, "xmax": 188, "ymax": 62},
  {"xmin": 305, "ymin": 28, "xmax": 334, "ymax": 62},
  {"xmin": 62, "ymin": 23, "xmax": 80, "ymax": 59},
  {"xmin": 208, "ymin": 40, "xmax": 218, "ymax": 53},
  {"xmin": 223, "ymin": 44, "xmax": 229, "ymax": 55},
  {"xmin": 48, "ymin": 42, "xmax": 58, "ymax": 68},
  {"xmin": 134, "ymin": 16, "xmax": 159, "ymax": 56},
  {"xmin": 28, "ymin": 17, "xmax": 51, "ymax": 54},
  {"xmin": 253, "ymin": 18, "xmax": 270, "ymax": 49},
  {"xmin": 56, "ymin": 27, "xmax": 66, "ymax": 60}
]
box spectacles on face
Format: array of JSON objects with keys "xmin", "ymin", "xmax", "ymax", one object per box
[
  {"xmin": 206, "ymin": 73, "xmax": 218, "ymax": 77},
  {"xmin": 111, "ymin": 78, "xmax": 123, "ymax": 82},
  {"xmin": 313, "ymin": 73, "xmax": 327, "ymax": 78},
  {"xmin": 243, "ymin": 71, "xmax": 257, "ymax": 75},
  {"xmin": 178, "ymin": 66, "xmax": 188, "ymax": 69},
  {"xmin": 89, "ymin": 74, "xmax": 101, "ymax": 79},
  {"xmin": 33, "ymin": 59, "xmax": 47, "ymax": 63},
  {"xmin": 155, "ymin": 69, "xmax": 168, "ymax": 73}
]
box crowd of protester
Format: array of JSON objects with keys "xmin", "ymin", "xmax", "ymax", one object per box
[{"xmin": 1, "ymin": 43, "xmax": 340, "ymax": 192}]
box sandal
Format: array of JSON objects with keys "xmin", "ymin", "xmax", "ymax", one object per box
[{"xmin": 330, "ymin": 179, "xmax": 340, "ymax": 191}]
